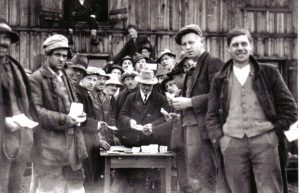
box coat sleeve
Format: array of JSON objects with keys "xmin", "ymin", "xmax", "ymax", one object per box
[
  {"xmin": 112, "ymin": 41, "xmax": 131, "ymax": 63},
  {"xmin": 206, "ymin": 74, "xmax": 224, "ymax": 149},
  {"xmin": 191, "ymin": 57, "xmax": 224, "ymax": 113},
  {"xmin": 271, "ymin": 68, "xmax": 297, "ymax": 131},
  {"xmin": 118, "ymin": 96, "xmax": 132, "ymax": 129},
  {"xmin": 30, "ymin": 74, "xmax": 71, "ymax": 131}
]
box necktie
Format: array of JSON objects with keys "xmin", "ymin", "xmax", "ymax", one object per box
[{"xmin": 144, "ymin": 94, "xmax": 147, "ymax": 103}]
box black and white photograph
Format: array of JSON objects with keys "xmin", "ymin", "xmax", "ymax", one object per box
[{"xmin": 0, "ymin": 0, "xmax": 298, "ymax": 193}]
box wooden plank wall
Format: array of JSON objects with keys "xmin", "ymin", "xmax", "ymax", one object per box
[{"xmin": 2, "ymin": 0, "xmax": 298, "ymax": 98}]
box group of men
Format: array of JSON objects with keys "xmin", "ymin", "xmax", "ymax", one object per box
[{"xmin": 0, "ymin": 16, "xmax": 297, "ymax": 193}]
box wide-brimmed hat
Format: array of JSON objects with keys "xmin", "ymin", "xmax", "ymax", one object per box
[
  {"xmin": 68, "ymin": 54, "xmax": 88, "ymax": 73},
  {"xmin": 105, "ymin": 74, "xmax": 123, "ymax": 86},
  {"xmin": 135, "ymin": 69, "xmax": 158, "ymax": 85},
  {"xmin": 97, "ymin": 68, "xmax": 110, "ymax": 79},
  {"xmin": 119, "ymin": 56, "xmax": 133, "ymax": 66},
  {"xmin": 43, "ymin": 34, "xmax": 69, "ymax": 54},
  {"xmin": 0, "ymin": 19, "xmax": 19, "ymax": 43},
  {"xmin": 121, "ymin": 70, "xmax": 139, "ymax": 82},
  {"xmin": 157, "ymin": 49, "xmax": 176, "ymax": 63},
  {"xmin": 85, "ymin": 66, "xmax": 102, "ymax": 77},
  {"xmin": 175, "ymin": 24, "xmax": 203, "ymax": 45},
  {"xmin": 107, "ymin": 64, "xmax": 124, "ymax": 74}
]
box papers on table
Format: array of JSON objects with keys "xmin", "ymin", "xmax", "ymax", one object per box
[
  {"xmin": 285, "ymin": 121, "xmax": 299, "ymax": 142},
  {"xmin": 104, "ymin": 145, "xmax": 170, "ymax": 154},
  {"xmin": 12, "ymin": 114, "xmax": 39, "ymax": 129}
]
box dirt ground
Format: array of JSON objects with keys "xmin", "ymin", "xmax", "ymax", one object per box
[{"xmin": 20, "ymin": 175, "xmax": 298, "ymax": 193}]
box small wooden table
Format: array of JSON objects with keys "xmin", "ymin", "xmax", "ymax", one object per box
[{"xmin": 100, "ymin": 148, "xmax": 175, "ymax": 193}]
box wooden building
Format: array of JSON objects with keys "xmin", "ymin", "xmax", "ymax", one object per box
[{"xmin": 1, "ymin": 0, "xmax": 298, "ymax": 100}]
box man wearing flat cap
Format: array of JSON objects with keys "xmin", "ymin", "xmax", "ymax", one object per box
[
  {"xmin": 0, "ymin": 18, "xmax": 39, "ymax": 193},
  {"xmin": 65, "ymin": 53, "xmax": 88, "ymax": 86},
  {"xmin": 30, "ymin": 34, "xmax": 87, "ymax": 193},
  {"xmin": 170, "ymin": 24, "xmax": 224, "ymax": 193}
]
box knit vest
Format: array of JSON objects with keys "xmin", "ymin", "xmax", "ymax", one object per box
[{"xmin": 223, "ymin": 72, "xmax": 274, "ymax": 138}]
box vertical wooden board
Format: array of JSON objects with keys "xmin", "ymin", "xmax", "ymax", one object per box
[
  {"xmin": 276, "ymin": 13, "xmax": 285, "ymax": 33},
  {"xmin": 20, "ymin": 0, "xmax": 29, "ymax": 26},
  {"xmin": 269, "ymin": 12, "xmax": 275, "ymax": 33},
  {"xmin": 292, "ymin": 38, "xmax": 297, "ymax": 59},
  {"xmin": 227, "ymin": 0, "xmax": 235, "ymax": 29},
  {"xmin": 292, "ymin": 0, "xmax": 297, "ymax": 33},
  {"xmin": 285, "ymin": 13, "xmax": 293, "ymax": 33},
  {"xmin": 127, "ymin": 0, "xmax": 135, "ymax": 25},
  {"xmin": 265, "ymin": 38, "xmax": 272, "ymax": 57},
  {"xmin": 9, "ymin": 0, "xmax": 19, "ymax": 25},
  {"xmin": 163, "ymin": 0, "xmax": 170, "ymax": 30},
  {"xmin": 19, "ymin": 32, "xmax": 28, "ymax": 69},
  {"xmin": 287, "ymin": 60, "xmax": 297, "ymax": 102},
  {"xmin": 256, "ymin": 38, "xmax": 264, "ymax": 57},
  {"xmin": 256, "ymin": 12, "xmax": 266, "ymax": 33},
  {"xmin": 0, "ymin": 0, "xmax": 6, "ymax": 19},
  {"xmin": 29, "ymin": 0, "xmax": 38, "ymax": 26},
  {"xmin": 219, "ymin": 0, "xmax": 226, "ymax": 32},
  {"xmin": 283, "ymin": 39, "xmax": 292, "ymax": 59},
  {"xmin": 235, "ymin": 0, "xmax": 245, "ymax": 27}
]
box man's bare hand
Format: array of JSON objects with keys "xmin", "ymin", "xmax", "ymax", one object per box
[
  {"xmin": 99, "ymin": 140, "xmax": 110, "ymax": 150},
  {"xmin": 130, "ymin": 119, "xmax": 137, "ymax": 129},
  {"xmin": 142, "ymin": 124, "xmax": 152, "ymax": 136},
  {"xmin": 172, "ymin": 97, "xmax": 192, "ymax": 110}
]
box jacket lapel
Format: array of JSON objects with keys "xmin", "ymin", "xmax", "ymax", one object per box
[
  {"xmin": 140, "ymin": 92, "xmax": 157, "ymax": 121},
  {"xmin": 190, "ymin": 52, "xmax": 209, "ymax": 94},
  {"xmin": 132, "ymin": 91, "xmax": 146, "ymax": 115}
]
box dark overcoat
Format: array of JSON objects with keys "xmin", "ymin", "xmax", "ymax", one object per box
[
  {"xmin": 30, "ymin": 66, "xmax": 87, "ymax": 170},
  {"xmin": 118, "ymin": 89, "xmax": 171, "ymax": 146}
]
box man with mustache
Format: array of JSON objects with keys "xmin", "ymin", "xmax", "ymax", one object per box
[
  {"xmin": 170, "ymin": 24, "xmax": 224, "ymax": 193},
  {"xmin": 0, "ymin": 19, "xmax": 39, "ymax": 193},
  {"xmin": 30, "ymin": 34, "xmax": 87, "ymax": 193},
  {"xmin": 206, "ymin": 28, "xmax": 297, "ymax": 193}
]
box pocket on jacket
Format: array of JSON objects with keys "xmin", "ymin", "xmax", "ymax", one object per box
[{"xmin": 3, "ymin": 130, "xmax": 21, "ymax": 160}]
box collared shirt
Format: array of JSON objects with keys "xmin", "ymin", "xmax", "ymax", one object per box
[
  {"xmin": 233, "ymin": 64, "xmax": 250, "ymax": 86},
  {"xmin": 140, "ymin": 89, "xmax": 151, "ymax": 103},
  {"xmin": 47, "ymin": 67, "xmax": 64, "ymax": 82}
]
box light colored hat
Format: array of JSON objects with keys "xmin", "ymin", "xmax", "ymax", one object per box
[
  {"xmin": 85, "ymin": 66, "xmax": 101, "ymax": 76},
  {"xmin": 43, "ymin": 34, "xmax": 69, "ymax": 54},
  {"xmin": 97, "ymin": 68, "xmax": 110, "ymax": 79},
  {"xmin": 121, "ymin": 70, "xmax": 139, "ymax": 82},
  {"xmin": 135, "ymin": 69, "xmax": 158, "ymax": 85},
  {"xmin": 175, "ymin": 24, "xmax": 203, "ymax": 45},
  {"xmin": 105, "ymin": 74, "xmax": 123, "ymax": 86},
  {"xmin": 0, "ymin": 19, "xmax": 19, "ymax": 43},
  {"xmin": 157, "ymin": 49, "xmax": 176, "ymax": 63}
]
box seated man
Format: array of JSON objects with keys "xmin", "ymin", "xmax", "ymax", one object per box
[{"xmin": 67, "ymin": 0, "xmax": 100, "ymax": 45}]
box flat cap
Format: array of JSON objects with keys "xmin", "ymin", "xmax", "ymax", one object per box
[
  {"xmin": 157, "ymin": 49, "xmax": 176, "ymax": 63},
  {"xmin": 121, "ymin": 70, "xmax": 139, "ymax": 82},
  {"xmin": 43, "ymin": 34, "xmax": 69, "ymax": 54},
  {"xmin": 175, "ymin": 24, "xmax": 203, "ymax": 45}
]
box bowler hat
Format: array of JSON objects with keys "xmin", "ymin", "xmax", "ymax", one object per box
[
  {"xmin": 175, "ymin": 24, "xmax": 203, "ymax": 45},
  {"xmin": 0, "ymin": 19, "xmax": 19, "ymax": 43},
  {"xmin": 135, "ymin": 69, "xmax": 158, "ymax": 85},
  {"xmin": 132, "ymin": 53, "xmax": 145, "ymax": 65},
  {"xmin": 119, "ymin": 56, "xmax": 133, "ymax": 66},
  {"xmin": 107, "ymin": 64, "xmax": 124, "ymax": 74}
]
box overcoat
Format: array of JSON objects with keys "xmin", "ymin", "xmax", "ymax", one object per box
[
  {"xmin": 118, "ymin": 89, "xmax": 171, "ymax": 146},
  {"xmin": 30, "ymin": 66, "xmax": 87, "ymax": 170}
]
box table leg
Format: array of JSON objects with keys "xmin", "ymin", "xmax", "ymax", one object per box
[
  {"xmin": 165, "ymin": 159, "xmax": 172, "ymax": 193},
  {"xmin": 104, "ymin": 157, "xmax": 111, "ymax": 193}
]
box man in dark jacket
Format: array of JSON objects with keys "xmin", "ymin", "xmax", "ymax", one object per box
[
  {"xmin": 111, "ymin": 25, "xmax": 153, "ymax": 64},
  {"xmin": 118, "ymin": 68, "xmax": 170, "ymax": 147},
  {"xmin": 206, "ymin": 28, "xmax": 297, "ymax": 193},
  {"xmin": 171, "ymin": 24, "xmax": 224, "ymax": 193},
  {"xmin": 0, "ymin": 19, "xmax": 39, "ymax": 193},
  {"xmin": 30, "ymin": 34, "xmax": 87, "ymax": 193}
]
